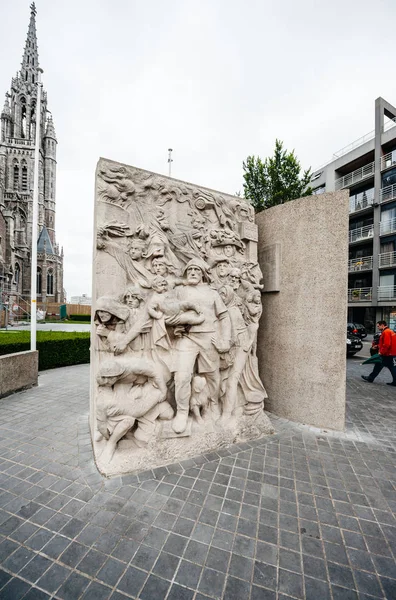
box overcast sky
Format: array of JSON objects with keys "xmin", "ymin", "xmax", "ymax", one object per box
[{"xmin": 1, "ymin": 0, "xmax": 395, "ymax": 298}]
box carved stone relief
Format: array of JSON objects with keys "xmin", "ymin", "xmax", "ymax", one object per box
[{"xmin": 92, "ymin": 158, "xmax": 273, "ymax": 475}]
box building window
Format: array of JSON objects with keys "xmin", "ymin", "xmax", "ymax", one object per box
[
  {"xmin": 22, "ymin": 165, "xmax": 28, "ymax": 191},
  {"xmin": 47, "ymin": 269, "xmax": 54, "ymax": 295},
  {"xmin": 13, "ymin": 164, "xmax": 19, "ymax": 190},
  {"xmin": 21, "ymin": 99, "xmax": 27, "ymax": 138},
  {"xmin": 37, "ymin": 268, "xmax": 42, "ymax": 294},
  {"xmin": 15, "ymin": 263, "xmax": 20, "ymax": 285}
]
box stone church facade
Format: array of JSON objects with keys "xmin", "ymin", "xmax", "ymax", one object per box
[{"xmin": 0, "ymin": 3, "xmax": 64, "ymax": 307}]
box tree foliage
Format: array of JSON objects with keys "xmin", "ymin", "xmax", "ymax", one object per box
[{"xmin": 242, "ymin": 139, "xmax": 313, "ymax": 212}]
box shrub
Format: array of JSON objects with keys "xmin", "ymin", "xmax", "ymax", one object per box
[
  {"xmin": 68, "ymin": 314, "xmax": 91, "ymax": 322},
  {"xmin": 0, "ymin": 331, "xmax": 90, "ymax": 371}
]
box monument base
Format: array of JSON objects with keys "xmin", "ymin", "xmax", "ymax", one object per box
[{"xmin": 93, "ymin": 410, "xmax": 274, "ymax": 477}]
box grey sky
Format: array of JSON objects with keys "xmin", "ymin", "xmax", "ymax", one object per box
[{"xmin": 1, "ymin": 0, "xmax": 395, "ymax": 298}]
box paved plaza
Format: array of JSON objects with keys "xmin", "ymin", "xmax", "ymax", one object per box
[{"xmin": 0, "ymin": 358, "xmax": 395, "ymax": 599}]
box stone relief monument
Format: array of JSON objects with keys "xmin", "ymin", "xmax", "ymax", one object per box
[{"xmin": 91, "ymin": 158, "xmax": 273, "ymax": 475}]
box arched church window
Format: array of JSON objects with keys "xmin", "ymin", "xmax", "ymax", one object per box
[
  {"xmin": 32, "ymin": 74, "xmax": 35, "ymax": 84},
  {"xmin": 21, "ymin": 98, "xmax": 27, "ymax": 138},
  {"xmin": 13, "ymin": 164, "xmax": 19, "ymax": 190},
  {"xmin": 32, "ymin": 57, "xmax": 34, "ymax": 66},
  {"xmin": 15, "ymin": 263, "xmax": 20, "ymax": 285},
  {"xmin": 37, "ymin": 268, "xmax": 42, "ymax": 295},
  {"xmin": 47, "ymin": 268, "xmax": 54, "ymax": 295},
  {"xmin": 21, "ymin": 163, "xmax": 28, "ymax": 191}
]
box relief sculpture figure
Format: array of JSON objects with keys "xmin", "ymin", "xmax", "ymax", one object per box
[{"xmin": 92, "ymin": 159, "xmax": 272, "ymax": 474}]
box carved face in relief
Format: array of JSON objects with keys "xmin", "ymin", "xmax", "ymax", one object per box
[
  {"xmin": 97, "ymin": 310, "xmax": 112, "ymax": 323},
  {"xmin": 239, "ymin": 204, "xmax": 250, "ymax": 221},
  {"xmin": 186, "ymin": 266, "xmax": 203, "ymax": 286},
  {"xmin": 124, "ymin": 293, "xmax": 141, "ymax": 309},
  {"xmin": 152, "ymin": 259, "xmax": 168, "ymax": 276},
  {"xmin": 129, "ymin": 241, "xmax": 146, "ymax": 260},
  {"xmin": 229, "ymin": 268, "xmax": 241, "ymax": 291},
  {"xmin": 152, "ymin": 277, "xmax": 168, "ymax": 294},
  {"xmin": 224, "ymin": 244, "xmax": 235, "ymax": 258},
  {"xmin": 216, "ymin": 261, "xmax": 229, "ymax": 278}
]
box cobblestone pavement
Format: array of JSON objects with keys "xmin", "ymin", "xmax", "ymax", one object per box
[{"xmin": 0, "ymin": 359, "xmax": 395, "ymax": 599}]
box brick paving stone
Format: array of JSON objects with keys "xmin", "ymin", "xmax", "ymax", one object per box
[{"xmin": 0, "ymin": 361, "xmax": 395, "ymax": 598}]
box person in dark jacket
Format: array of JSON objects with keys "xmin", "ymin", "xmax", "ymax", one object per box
[{"xmin": 362, "ymin": 320, "xmax": 396, "ymax": 386}]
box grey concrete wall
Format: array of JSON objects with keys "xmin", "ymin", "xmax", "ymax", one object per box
[
  {"xmin": 256, "ymin": 191, "xmax": 349, "ymax": 431},
  {"xmin": 0, "ymin": 351, "xmax": 38, "ymax": 399}
]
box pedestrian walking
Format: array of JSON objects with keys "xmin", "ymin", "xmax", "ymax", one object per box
[{"xmin": 361, "ymin": 320, "xmax": 396, "ymax": 386}]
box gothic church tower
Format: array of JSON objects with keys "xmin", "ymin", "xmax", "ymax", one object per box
[{"xmin": 0, "ymin": 3, "xmax": 64, "ymax": 305}]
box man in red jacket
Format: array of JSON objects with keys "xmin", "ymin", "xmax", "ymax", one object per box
[{"xmin": 362, "ymin": 320, "xmax": 396, "ymax": 386}]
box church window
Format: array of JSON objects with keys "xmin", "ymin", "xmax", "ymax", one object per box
[
  {"xmin": 15, "ymin": 263, "xmax": 20, "ymax": 285},
  {"xmin": 22, "ymin": 165, "xmax": 28, "ymax": 191},
  {"xmin": 21, "ymin": 99, "xmax": 27, "ymax": 138},
  {"xmin": 37, "ymin": 268, "xmax": 42, "ymax": 294},
  {"xmin": 25, "ymin": 72, "xmax": 28, "ymax": 81},
  {"xmin": 32, "ymin": 57, "xmax": 34, "ymax": 66},
  {"xmin": 32, "ymin": 74, "xmax": 35, "ymax": 84},
  {"xmin": 13, "ymin": 164, "xmax": 19, "ymax": 190},
  {"xmin": 47, "ymin": 269, "xmax": 54, "ymax": 295}
]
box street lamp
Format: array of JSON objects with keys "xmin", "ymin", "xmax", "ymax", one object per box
[{"xmin": 168, "ymin": 148, "xmax": 173, "ymax": 177}]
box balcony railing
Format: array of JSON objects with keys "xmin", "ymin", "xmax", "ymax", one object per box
[
  {"xmin": 380, "ymin": 217, "xmax": 396, "ymax": 236},
  {"xmin": 335, "ymin": 162, "xmax": 375, "ymax": 190},
  {"xmin": 348, "ymin": 256, "xmax": 373, "ymax": 272},
  {"xmin": 378, "ymin": 286, "xmax": 396, "ymax": 301},
  {"xmin": 381, "ymin": 151, "xmax": 396, "ymax": 171},
  {"xmin": 349, "ymin": 224, "xmax": 374, "ymax": 244},
  {"xmin": 349, "ymin": 188, "xmax": 375, "ymax": 214},
  {"xmin": 379, "ymin": 251, "xmax": 396, "ymax": 268},
  {"xmin": 6, "ymin": 137, "xmax": 33, "ymax": 147},
  {"xmin": 380, "ymin": 183, "xmax": 396, "ymax": 204},
  {"xmin": 348, "ymin": 287, "xmax": 372, "ymax": 302}
]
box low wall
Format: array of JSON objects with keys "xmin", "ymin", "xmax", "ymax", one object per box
[
  {"xmin": 0, "ymin": 351, "xmax": 38, "ymax": 398},
  {"xmin": 256, "ymin": 191, "xmax": 349, "ymax": 431}
]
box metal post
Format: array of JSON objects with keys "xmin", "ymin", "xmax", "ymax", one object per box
[
  {"xmin": 168, "ymin": 148, "xmax": 173, "ymax": 177},
  {"xmin": 30, "ymin": 68, "xmax": 43, "ymax": 351}
]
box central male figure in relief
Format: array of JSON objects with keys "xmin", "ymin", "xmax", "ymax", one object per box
[{"xmin": 172, "ymin": 259, "xmax": 231, "ymax": 433}]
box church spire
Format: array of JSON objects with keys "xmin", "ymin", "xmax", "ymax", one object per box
[{"xmin": 20, "ymin": 3, "xmax": 40, "ymax": 84}]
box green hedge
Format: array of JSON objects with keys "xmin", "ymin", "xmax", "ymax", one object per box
[
  {"xmin": 68, "ymin": 314, "xmax": 91, "ymax": 322},
  {"xmin": 0, "ymin": 331, "xmax": 90, "ymax": 371}
]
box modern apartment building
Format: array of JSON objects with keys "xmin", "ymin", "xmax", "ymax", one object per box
[{"xmin": 311, "ymin": 97, "xmax": 396, "ymax": 331}]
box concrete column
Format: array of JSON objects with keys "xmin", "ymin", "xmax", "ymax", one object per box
[{"xmin": 372, "ymin": 99, "xmax": 383, "ymax": 306}]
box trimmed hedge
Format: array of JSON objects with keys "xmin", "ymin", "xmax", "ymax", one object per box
[
  {"xmin": 0, "ymin": 331, "xmax": 90, "ymax": 371},
  {"xmin": 69, "ymin": 314, "xmax": 91, "ymax": 322}
]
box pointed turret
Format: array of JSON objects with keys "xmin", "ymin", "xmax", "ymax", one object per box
[
  {"xmin": 20, "ymin": 3, "xmax": 40, "ymax": 85},
  {"xmin": 45, "ymin": 114, "xmax": 57, "ymax": 142},
  {"xmin": 1, "ymin": 94, "xmax": 11, "ymax": 120}
]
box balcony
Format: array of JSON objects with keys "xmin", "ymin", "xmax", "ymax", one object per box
[
  {"xmin": 349, "ymin": 224, "xmax": 374, "ymax": 244},
  {"xmin": 349, "ymin": 188, "xmax": 375, "ymax": 214},
  {"xmin": 380, "ymin": 183, "xmax": 396, "ymax": 204},
  {"xmin": 381, "ymin": 150, "xmax": 396, "ymax": 171},
  {"xmin": 378, "ymin": 286, "xmax": 396, "ymax": 301},
  {"xmin": 348, "ymin": 287, "xmax": 372, "ymax": 302},
  {"xmin": 348, "ymin": 256, "xmax": 373, "ymax": 272},
  {"xmin": 379, "ymin": 251, "xmax": 396, "ymax": 268},
  {"xmin": 335, "ymin": 162, "xmax": 375, "ymax": 190},
  {"xmin": 380, "ymin": 217, "xmax": 396, "ymax": 236}
]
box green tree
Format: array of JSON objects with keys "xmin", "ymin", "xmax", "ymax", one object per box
[{"xmin": 242, "ymin": 139, "xmax": 313, "ymax": 212}]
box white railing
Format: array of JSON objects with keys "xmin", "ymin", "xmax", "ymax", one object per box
[
  {"xmin": 348, "ymin": 256, "xmax": 373, "ymax": 272},
  {"xmin": 378, "ymin": 286, "xmax": 396, "ymax": 301},
  {"xmin": 379, "ymin": 251, "xmax": 396, "ymax": 268},
  {"xmin": 381, "ymin": 150, "xmax": 396, "ymax": 171},
  {"xmin": 380, "ymin": 183, "xmax": 396, "ymax": 204},
  {"xmin": 348, "ymin": 287, "xmax": 372, "ymax": 302},
  {"xmin": 380, "ymin": 217, "xmax": 396, "ymax": 236},
  {"xmin": 349, "ymin": 224, "xmax": 374, "ymax": 243},
  {"xmin": 335, "ymin": 162, "xmax": 375, "ymax": 190},
  {"xmin": 349, "ymin": 188, "xmax": 375, "ymax": 214}
]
